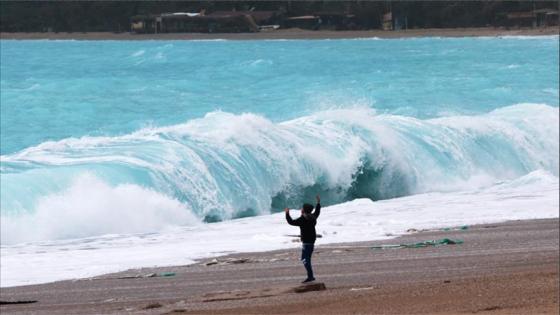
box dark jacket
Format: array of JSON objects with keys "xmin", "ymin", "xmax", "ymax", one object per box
[{"xmin": 286, "ymin": 203, "xmax": 321, "ymax": 244}]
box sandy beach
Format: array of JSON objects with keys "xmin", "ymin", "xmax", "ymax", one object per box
[
  {"xmin": 0, "ymin": 218, "xmax": 558, "ymax": 314},
  {"xmin": 1, "ymin": 27, "xmax": 558, "ymax": 40}
]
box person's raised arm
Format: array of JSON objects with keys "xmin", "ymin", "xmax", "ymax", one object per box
[
  {"xmin": 285, "ymin": 208, "xmax": 299, "ymax": 226},
  {"xmin": 313, "ymin": 195, "xmax": 321, "ymax": 218}
]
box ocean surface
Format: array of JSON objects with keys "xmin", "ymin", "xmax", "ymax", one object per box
[{"xmin": 1, "ymin": 36, "xmax": 558, "ymax": 287}]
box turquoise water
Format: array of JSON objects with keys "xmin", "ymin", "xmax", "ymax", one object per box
[
  {"xmin": 1, "ymin": 36, "xmax": 558, "ymax": 244},
  {"xmin": 2, "ymin": 37, "xmax": 558, "ymax": 154}
]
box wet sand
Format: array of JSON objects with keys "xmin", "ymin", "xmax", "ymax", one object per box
[
  {"xmin": 0, "ymin": 218, "xmax": 558, "ymax": 314},
  {"xmin": 1, "ymin": 27, "xmax": 558, "ymax": 40}
]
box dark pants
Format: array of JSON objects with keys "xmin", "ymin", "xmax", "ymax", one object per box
[{"xmin": 301, "ymin": 243, "xmax": 315, "ymax": 279}]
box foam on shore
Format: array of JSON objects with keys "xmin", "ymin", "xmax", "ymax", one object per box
[{"xmin": 1, "ymin": 170, "xmax": 557, "ymax": 287}]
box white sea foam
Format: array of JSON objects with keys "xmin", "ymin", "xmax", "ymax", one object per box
[
  {"xmin": 1, "ymin": 170, "xmax": 557, "ymax": 287},
  {"xmin": 1, "ymin": 173, "xmax": 200, "ymax": 244},
  {"xmin": 131, "ymin": 49, "xmax": 145, "ymax": 57}
]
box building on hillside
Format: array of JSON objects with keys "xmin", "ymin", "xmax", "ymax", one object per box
[
  {"xmin": 534, "ymin": 9, "xmax": 559, "ymax": 26},
  {"xmin": 131, "ymin": 14, "xmax": 158, "ymax": 33},
  {"xmin": 284, "ymin": 12, "xmax": 356, "ymax": 30},
  {"xmin": 131, "ymin": 10, "xmax": 283, "ymax": 34},
  {"xmin": 284, "ymin": 15, "xmax": 322, "ymax": 30},
  {"xmin": 495, "ymin": 9, "xmax": 559, "ymax": 28},
  {"xmin": 382, "ymin": 11, "xmax": 407, "ymax": 30},
  {"xmin": 504, "ymin": 11, "xmax": 537, "ymax": 27},
  {"xmin": 313, "ymin": 12, "xmax": 357, "ymax": 30},
  {"xmin": 211, "ymin": 10, "xmax": 283, "ymax": 27}
]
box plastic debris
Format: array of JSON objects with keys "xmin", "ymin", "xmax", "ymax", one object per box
[
  {"xmin": 371, "ymin": 238, "xmax": 464, "ymax": 249},
  {"xmin": 0, "ymin": 300, "xmax": 38, "ymax": 305},
  {"xmin": 203, "ymin": 257, "xmax": 250, "ymax": 266},
  {"xmin": 204, "ymin": 259, "xmax": 219, "ymax": 266},
  {"xmin": 442, "ymin": 225, "xmax": 469, "ymax": 231},
  {"xmin": 97, "ymin": 272, "xmax": 175, "ymax": 280}
]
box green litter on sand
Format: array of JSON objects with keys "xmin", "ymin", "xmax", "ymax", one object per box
[
  {"xmin": 441, "ymin": 225, "xmax": 469, "ymax": 231},
  {"xmin": 371, "ymin": 238, "xmax": 464, "ymax": 250},
  {"xmin": 158, "ymin": 272, "xmax": 176, "ymax": 277}
]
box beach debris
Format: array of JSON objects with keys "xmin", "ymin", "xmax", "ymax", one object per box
[
  {"xmin": 350, "ymin": 286, "xmax": 374, "ymax": 291},
  {"xmin": 203, "ymin": 257, "xmax": 250, "ymax": 266},
  {"xmin": 112, "ymin": 274, "xmax": 144, "ymax": 279},
  {"xmin": 131, "ymin": 272, "xmax": 174, "ymax": 278},
  {"xmin": 443, "ymin": 280, "xmax": 451, "ymax": 283},
  {"xmin": 372, "ymin": 244, "xmax": 403, "ymax": 249},
  {"xmin": 142, "ymin": 302, "xmax": 163, "ymax": 309},
  {"xmin": 442, "ymin": 225, "xmax": 469, "ymax": 231},
  {"xmin": 204, "ymin": 259, "xmax": 219, "ymax": 266},
  {"xmin": 407, "ymin": 225, "xmax": 469, "ymax": 233},
  {"xmin": 251, "ymin": 257, "xmax": 288, "ymax": 263},
  {"xmin": 406, "ymin": 228, "xmax": 431, "ymax": 233},
  {"xmin": 371, "ymin": 238, "xmax": 464, "ymax": 250},
  {"xmin": 95, "ymin": 271, "xmax": 175, "ymax": 280},
  {"xmin": 0, "ymin": 300, "xmax": 38, "ymax": 305}
]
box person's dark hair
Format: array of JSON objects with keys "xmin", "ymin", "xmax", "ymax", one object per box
[{"xmin": 302, "ymin": 203, "xmax": 314, "ymax": 214}]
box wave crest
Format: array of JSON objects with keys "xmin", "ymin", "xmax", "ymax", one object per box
[{"xmin": 1, "ymin": 103, "xmax": 558, "ymax": 243}]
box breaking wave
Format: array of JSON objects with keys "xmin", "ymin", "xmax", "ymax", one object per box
[{"xmin": 1, "ymin": 103, "xmax": 558, "ymax": 244}]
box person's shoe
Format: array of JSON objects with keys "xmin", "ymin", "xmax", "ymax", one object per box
[{"xmin": 301, "ymin": 278, "xmax": 315, "ymax": 283}]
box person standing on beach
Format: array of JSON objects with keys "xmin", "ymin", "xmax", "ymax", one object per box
[{"xmin": 285, "ymin": 195, "xmax": 321, "ymax": 283}]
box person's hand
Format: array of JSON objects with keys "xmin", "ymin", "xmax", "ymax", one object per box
[
  {"xmin": 284, "ymin": 208, "xmax": 289, "ymax": 213},
  {"xmin": 316, "ymin": 195, "xmax": 320, "ymax": 203}
]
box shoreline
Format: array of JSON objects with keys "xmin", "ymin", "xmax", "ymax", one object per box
[
  {"xmin": 1, "ymin": 218, "xmax": 558, "ymax": 314},
  {"xmin": 1, "ymin": 27, "xmax": 558, "ymax": 40}
]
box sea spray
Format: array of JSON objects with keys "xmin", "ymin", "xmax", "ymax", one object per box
[{"xmin": 1, "ymin": 173, "xmax": 199, "ymax": 244}]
